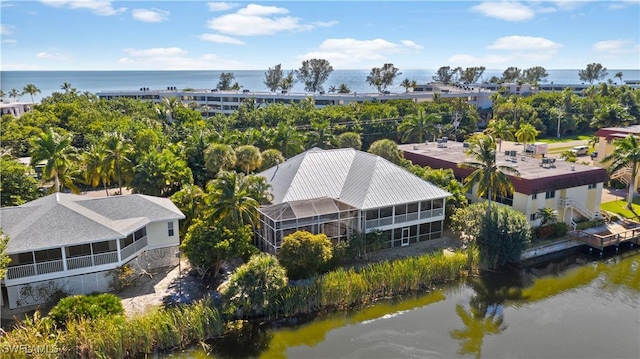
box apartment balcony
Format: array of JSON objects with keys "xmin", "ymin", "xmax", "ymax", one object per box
[{"xmin": 6, "ymin": 236, "xmax": 148, "ymax": 281}]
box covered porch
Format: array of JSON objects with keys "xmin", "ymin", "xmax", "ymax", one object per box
[{"xmin": 6, "ymin": 227, "xmax": 148, "ymax": 281}]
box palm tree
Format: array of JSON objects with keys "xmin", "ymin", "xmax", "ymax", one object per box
[
  {"xmin": 536, "ymin": 207, "xmax": 558, "ymax": 225},
  {"xmin": 8, "ymin": 89, "xmax": 21, "ymax": 100},
  {"xmin": 29, "ymin": 128, "xmax": 78, "ymax": 193},
  {"xmin": 22, "ymin": 83, "xmax": 41, "ymax": 102},
  {"xmin": 235, "ymin": 145, "xmax": 263, "ymax": 174},
  {"xmin": 459, "ymin": 135, "xmax": 520, "ymax": 218},
  {"xmin": 83, "ymin": 143, "xmax": 112, "ymax": 196},
  {"xmin": 273, "ymin": 121, "xmax": 306, "ymax": 158},
  {"xmin": 0, "ymin": 90, "xmax": 5, "ymax": 100},
  {"xmin": 614, "ymin": 71, "xmax": 623, "ymax": 85},
  {"xmin": 398, "ymin": 109, "xmax": 440, "ymax": 143},
  {"xmin": 338, "ymin": 83, "xmax": 351, "ymax": 94},
  {"xmin": 602, "ymin": 134, "xmax": 640, "ymax": 209},
  {"xmin": 484, "ymin": 119, "xmax": 514, "ymax": 152},
  {"xmin": 400, "ymin": 78, "xmax": 414, "ymax": 92},
  {"xmin": 307, "ymin": 119, "xmax": 335, "ymax": 149},
  {"xmin": 515, "ymin": 123, "xmax": 538, "ymax": 153},
  {"xmin": 206, "ymin": 171, "xmax": 262, "ymax": 227},
  {"xmin": 102, "ymin": 132, "xmax": 133, "ymax": 195}
]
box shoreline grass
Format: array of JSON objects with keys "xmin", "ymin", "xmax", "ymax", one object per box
[{"xmin": 0, "ymin": 249, "xmax": 477, "ymax": 358}]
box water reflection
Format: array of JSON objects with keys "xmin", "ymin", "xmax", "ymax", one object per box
[
  {"xmin": 449, "ymin": 270, "xmax": 526, "ymax": 359},
  {"xmin": 178, "ymin": 249, "xmax": 639, "ymax": 358}
]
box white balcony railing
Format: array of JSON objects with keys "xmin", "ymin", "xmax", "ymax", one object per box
[
  {"xmin": 67, "ymin": 255, "xmax": 93, "ymax": 270},
  {"xmin": 120, "ymin": 236, "xmax": 148, "ymax": 261},
  {"xmin": 7, "ymin": 238, "xmax": 148, "ymax": 280}
]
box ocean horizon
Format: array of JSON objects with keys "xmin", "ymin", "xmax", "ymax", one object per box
[{"xmin": 2, "ymin": 69, "xmax": 638, "ymax": 103}]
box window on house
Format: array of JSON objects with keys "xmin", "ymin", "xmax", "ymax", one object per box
[
  {"xmin": 168, "ymin": 222, "xmax": 175, "ymax": 237},
  {"xmin": 532, "ymin": 193, "xmax": 538, "ymax": 199},
  {"xmin": 545, "ymin": 191, "xmax": 555, "ymax": 199},
  {"xmin": 530, "ymin": 213, "xmax": 537, "ymax": 221},
  {"xmin": 588, "ymin": 183, "xmax": 597, "ymax": 189}
]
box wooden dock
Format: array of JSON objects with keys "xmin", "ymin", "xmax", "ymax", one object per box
[{"xmin": 574, "ymin": 220, "xmax": 640, "ymax": 255}]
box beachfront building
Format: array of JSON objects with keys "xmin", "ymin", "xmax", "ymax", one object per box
[
  {"xmin": 0, "ymin": 101, "xmax": 34, "ymax": 117},
  {"xmin": 255, "ymin": 148, "xmax": 451, "ymax": 253},
  {"xmin": 400, "ymin": 141, "xmax": 609, "ymax": 228},
  {"xmin": 593, "ymin": 125, "xmax": 640, "ymax": 193},
  {"xmin": 0, "ymin": 193, "xmax": 185, "ymax": 309},
  {"xmin": 96, "ymin": 85, "xmax": 493, "ymax": 116}
]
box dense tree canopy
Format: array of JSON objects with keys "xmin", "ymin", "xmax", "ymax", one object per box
[
  {"xmin": 0, "ymin": 156, "xmax": 42, "ymax": 207},
  {"xmin": 295, "ymin": 59, "xmax": 333, "ymax": 93},
  {"xmin": 366, "ymin": 63, "xmax": 402, "ymax": 93}
]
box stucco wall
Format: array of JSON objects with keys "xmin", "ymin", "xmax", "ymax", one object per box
[{"xmin": 146, "ymin": 220, "xmax": 179, "ymax": 248}]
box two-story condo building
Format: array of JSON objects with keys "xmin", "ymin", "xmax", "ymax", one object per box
[
  {"xmin": 593, "ymin": 124, "xmax": 640, "ymax": 193},
  {"xmin": 0, "ymin": 193, "xmax": 184, "ymax": 309},
  {"xmin": 400, "ymin": 141, "xmax": 609, "ymax": 228},
  {"xmin": 255, "ymin": 148, "xmax": 451, "ymax": 253},
  {"xmin": 96, "ymin": 85, "xmax": 493, "ymax": 116}
]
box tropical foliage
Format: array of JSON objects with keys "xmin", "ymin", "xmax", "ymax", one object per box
[
  {"xmin": 278, "ymin": 231, "xmax": 334, "ymax": 280},
  {"xmin": 602, "ymin": 134, "xmax": 640, "ymax": 209}
]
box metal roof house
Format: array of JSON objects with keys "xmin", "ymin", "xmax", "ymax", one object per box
[
  {"xmin": 255, "ymin": 148, "xmax": 451, "ymax": 253},
  {"xmin": 0, "ymin": 193, "xmax": 185, "ymax": 309}
]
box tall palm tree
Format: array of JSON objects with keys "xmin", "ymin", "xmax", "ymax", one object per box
[
  {"xmin": 8, "ymin": 89, "xmax": 21, "ymax": 100},
  {"xmin": 83, "ymin": 143, "xmax": 112, "ymax": 196},
  {"xmin": 602, "ymin": 134, "xmax": 640, "ymax": 209},
  {"xmin": 484, "ymin": 119, "xmax": 514, "ymax": 152},
  {"xmin": 273, "ymin": 121, "xmax": 306, "ymax": 158},
  {"xmin": 515, "ymin": 123, "xmax": 538, "ymax": 153},
  {"xmin": 102, "ymin": 132, "xmax": 133, "ymax": 195},
  {"xmin": 459, "ymin": 135, "xmax": 520, "ymax": 218},
  {"xmin": 337, "ymin": 83, "xmax": 351, "ymax": 94},
  {"xmin": 30, "ymin": 128, "xmax": 78, "ymax": 193},
  {"xmin": 0, "ymin": 90, "xmax": 5, "ymax": 100},
  {"xmin": 398, "ymin": 110, "xmax": 440, "ymax": 143},
  {"xmin": 22, "ymin": 83, "xmax": 41, "ymax": 102},
  {"xmin": 235, "ymin": 145, "xmax": 263, "ymax": 174},
  {"xmin": 206, "ymin": 171, "xmax": 262, "ymax": 227},
  {"xmin": 614, "ymin": 71, "xmax": 623, "ymax": 85}
]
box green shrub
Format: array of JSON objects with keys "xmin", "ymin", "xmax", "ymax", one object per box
[
  {"xmin": 48, "ymin": 293, "xmax": 124, "ymax": 328},
  {"xmin": 550, "ymin": 222, "xmax": 569, "ymax": 237},
  {"xmin": 278, "ymin": 231, "xmax": 333, "ymax": 279},
  {"xmin": 221, "ymin": 253, "xmax": 288, "ymax": 318},
  {"xmin": 575, "ymin": 219, "xmax": 605, "ymax": 230}
]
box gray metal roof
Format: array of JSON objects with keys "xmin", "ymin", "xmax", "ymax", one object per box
[
  {"xmin": 0, "ymin": 193, "xmax": 185, "ymax": 254},
  {"xmin": 259, "ymin": 148, "xmax": 451, "ymax": 210}
]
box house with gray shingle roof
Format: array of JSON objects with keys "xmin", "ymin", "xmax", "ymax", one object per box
[
  {"xmin": 0, "ymin": 193, "xmax": 185, "ymax": 309},
  {"xmin": 256, "ymin": 148, "xmax": 451, "ymax": 253}
]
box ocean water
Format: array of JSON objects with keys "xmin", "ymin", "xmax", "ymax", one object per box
[{"xmin": 1, "ymin": 69, "xmax": 638, "ymax": 103}]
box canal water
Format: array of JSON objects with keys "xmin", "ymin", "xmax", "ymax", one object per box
[{"xmin": 176, "ymin": 245, "xmax": 639, "ymax": 359}]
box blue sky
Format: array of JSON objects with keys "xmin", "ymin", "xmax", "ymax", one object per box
[{"xmin": 1, "ymin": 0, "xmax": 639, "ymax": 71}]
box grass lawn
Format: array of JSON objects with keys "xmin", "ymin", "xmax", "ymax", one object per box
[
  {"xmin": 537, "ymin": 133, "xmax": 595, "ymax": 144},
  {"xmin": 600, "ymin": 198, "xmax": 640, "ymax": 220}
]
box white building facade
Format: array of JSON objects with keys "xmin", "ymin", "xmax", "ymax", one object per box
[{"xmin": 0, "ymin": 193, "xmax": 184, "ymax": 309}]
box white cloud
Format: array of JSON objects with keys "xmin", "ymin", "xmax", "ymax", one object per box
[
  {"xmin": 471, "ymin": 1, "xmax": 535, "ymax": 21},
  {"xmin": 298, "ymin": 38, "xmax": 423, "ymax": 68},
  {"xmin": 39, "ymin": 0, "xmax": 126, "ymax": 16},
  {"xmin": 401, "ymin": 40, "xmax": 423, "ymax": 50},
  {"xmin": 198, "ymin": 33, "xmax": 245, "ymax": 45},
  {"xmin": 487, "ymin": 36, "xmax": 562, "ymax": 52},
  {"xmin": 132, "ymin": 8, "xmax": 169, "ymax": 23},
  {"xmin": 123, "ymin": 47, "xmax": 187, "ymax": 57},
  {"xmin": 1, "ymin": 24, "xmax": 14, "ymax": 35},
  {"xmin": 35, "ymin": 52, "xmax": 69, "ymax": 60},
  {"xmin": 207, "ymin": 2, "xmax": 239, "ymax": 12},
  {"xmin": 2, "ymin": 39, "xmax": 17, "ymax": 44},
  {"xmin": 117, "ymin": 50, "xmax": 255, "ymax": 70},
  {"xmin": 592, "ymin": 39, "xmax": 638, "ymax": 55},
  {"xmin": 237, "ymin": 4, "xmax": 289, "ymax": 16},
  {"xmin": 207, "ymin": 4, "xmax": 336, "ymax": 36}
]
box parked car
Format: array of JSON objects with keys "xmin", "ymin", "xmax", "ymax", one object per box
[{"xmin": 570, "ymin": 145, "xmax": 588, "ymax": 156}]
